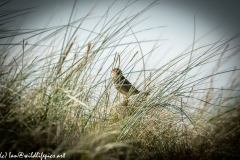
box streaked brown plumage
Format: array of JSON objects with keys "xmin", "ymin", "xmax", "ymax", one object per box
[{"xmin": 111, "ymin": 68, "xmax": 139, "ymax": 96}]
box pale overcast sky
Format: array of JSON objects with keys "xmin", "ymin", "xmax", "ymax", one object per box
[{"xmin": 1, "ymin": 0, "xmax": 240, "ymax": 88}]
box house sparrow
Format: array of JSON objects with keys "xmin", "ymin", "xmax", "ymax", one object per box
[{"xmin": 111, "ymin": 68, "xmax": 140, "ymax": 97}]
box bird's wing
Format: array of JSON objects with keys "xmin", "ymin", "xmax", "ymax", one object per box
[
  {"xmin": 114, "ymin": 75, "xmax": 140, "ymax": 95},
  {"xmin": 122, "ymin": 76, "xmax": 139, "ymax": 91},
  {"xmin": 122, "ymin": 76, "xmax": 132, "ymax": 85},
  {"xmin": 114, "ymin": 75, "xmax": 130, "ymax": 85}
]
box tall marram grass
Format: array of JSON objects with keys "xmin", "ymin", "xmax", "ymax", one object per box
[{"xmin": 1, "ymin": 1, "xmax": 240, "ymax": 159}]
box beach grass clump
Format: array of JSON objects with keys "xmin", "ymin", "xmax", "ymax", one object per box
[{"xmin": 0, "ymin": 1, "xmax": 239, "ymax": 159}]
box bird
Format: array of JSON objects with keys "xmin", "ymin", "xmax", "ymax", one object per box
[{"xmin": 111, "ymin": 68, "xmax": 139, "ymax": 97}]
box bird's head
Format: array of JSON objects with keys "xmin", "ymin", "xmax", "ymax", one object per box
[{"xmin": 111, "ymin": 68, "xmax": 122, "ymax": 77}]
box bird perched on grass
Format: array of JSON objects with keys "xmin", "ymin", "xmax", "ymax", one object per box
[{"xmin": 111, "ymin": 68, "xmax": 139, "ymax": 97}]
